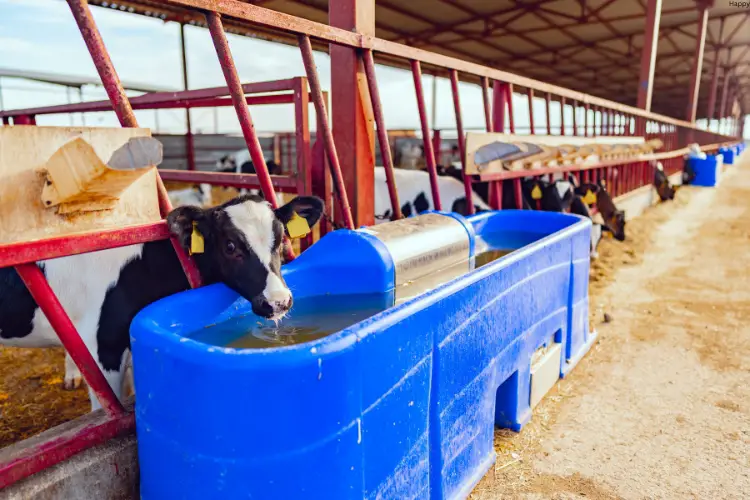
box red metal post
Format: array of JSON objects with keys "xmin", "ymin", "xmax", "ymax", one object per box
[
  {"xmin": 293, "ymin": 77, "xmax": 314, "ymax": 250},
  {"xmin": 299, "ymin": 35, "xmax": 355, "ymax": 230},
  {"xmin": 527, "ymin": 88, "xmax": 535, "ymax": 135},
  {"xmin": 572, "ymin": 100, "xmax": 578, "ymax": 136},
  {"xmin": 449, "ymin": 69, "xmax": 474, "ymax": 215},
  {"xmin": 584, "ymin": 103, "xmax": 589, "ymax": 137},
  {"xmin": 67, "ymin": 0, "xmax": 201, "ymax": 288},
  {"xmin": 67, "ymin": 0, "xmax": 136, "ymax": 128},
  {"xmin": 362, "ymin": 49, "xmax": 402, "ymax": 220},
  {"xmin": 329, "ymin": 0, "xmax": 375, "ymax": 228},
  {"xmin": 206, "ymin": 14, "xmax": 276, "ymax": 207},
  {"xmin": 206, "ymin": 12, "xmax": 295, "ymax": 260},
  {"xmin": 545, "ymin": 92, "xmax": 552, "ymax": 135},
  {"xmin": 492, "ymin": 81, "xmax": 506, "ymax": 133},
  {"xmin": 15, "ymin": 264, "xmax": 124, "ymax": 415},
  {"xmin": 180, "ymin": 23, "xmax": 196, "ymax": 171},
  {"xmin": 686, "ymin": 5, "xmax": 710, "ymax": 122},
  {"xmin": 506, "ymin": 84, "xmax": 515, "ymax": 134},
  {"xmin": 560, "ymin": 97, "xmax": 566, "ymax": 135},
  {"xmin": 481, "ymin": 76, "xmax": 493, "ymax": 133},
  {"xmin": 411, "ymin": 60, "xmax": 442, "ymax": 210},
  {"xmin": 433, "ymin": 129, "xmax": 442, "ymax": 166},
  {"xmin": 637, "ymin": 0, "xmax": 662, "ymax": 111}
]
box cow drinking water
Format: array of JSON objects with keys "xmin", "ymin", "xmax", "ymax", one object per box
[{"xmin": 0, "ymin": 195, "xmax": 324, "ymax": 410}]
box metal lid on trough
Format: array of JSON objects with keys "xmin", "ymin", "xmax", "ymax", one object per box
[{"xmin": 359, "ymin": 212, "xmax": 472, "ymax": 302}]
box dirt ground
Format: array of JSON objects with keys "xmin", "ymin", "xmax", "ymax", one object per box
[
  {"xmin": 472, "ymin": 154, "xmax": 750, "ymax": 499},
  {"xmin": 2, "ymin": 159, "xmax": 749, "ymax": 500}
]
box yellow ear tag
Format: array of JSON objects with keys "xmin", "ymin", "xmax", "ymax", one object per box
[
  {"xmin": 286, "ymin": 212, "xmax": 310, "ymax": 240},
  {"xmin": 190, "ymin": 221, "xmax": 204, "ymax": 255},
  {"xmin": 582, "ymin": 190, "xmax": 597, "ymax": 205},
  {"xmin": 531, "ymin": 185, "xmax": 543, "ymax": 200}
]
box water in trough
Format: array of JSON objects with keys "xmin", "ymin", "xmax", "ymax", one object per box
[{"xmin": 187, "ymin": 248, "xmax": 515, "ymax": 349}]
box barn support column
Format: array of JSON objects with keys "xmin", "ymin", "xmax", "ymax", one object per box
[
  {"xmin": 686, "ymin": 2, "xmax": 711, "ymax": 123},
  {"xmin": 180, "ymin": 23, "xmax": 196, "ymax": 171},
  {"xmin": 636, "ymin": 0, "xmax": 662, "ymax": 111},
  {"xmin": 706, "ymin": 18, "xmax": 725, "ymax": 120},
  {"xmin": 329, "ymin": 0, "xmax": 375, "ymax": 227}
]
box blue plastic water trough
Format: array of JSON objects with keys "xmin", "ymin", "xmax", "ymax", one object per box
[
  {"xmin": 689, "ymin": 153, "xmax": 723, "ymax": 187},
  {"xmin": 719, "ymin": 146, "xmax": 735, "ymax": 165},
  {"xmin": 131, "ymin": 210, "xmax": 593, "ymax": 500}
]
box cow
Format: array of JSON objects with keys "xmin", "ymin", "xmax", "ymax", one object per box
[
  {"xmin": 215, "ymin": 152, "xmax": 284, "ymax": 204},
  {"xmin": 652, "ymin": 161, "xmax": 678, "ymax": 201},
  {"xmin": 574, "ymin": 181, "xmax": 626, "ymax": 241},
  {"xmin": 168, "ymin": 182, "xmax": 213, "ymax": 208},
  {"xmin": 0, "ymin": 195, "xmax": 324, "ymax": 410},
  {"xmin": 570, "ymin": 195, "xmax": 604, "ymax": 259},
  {"xmin": 434, "ymin": 165, "xmax": 581, "ymax": 213},
  {"xmin": 374, "ymin": 166, "xmax": 490, "ymax": 222}
]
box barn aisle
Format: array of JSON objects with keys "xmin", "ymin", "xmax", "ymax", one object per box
[{"xmin": 474, "ymin": 154, "xmax": 750, "ymax": 499}]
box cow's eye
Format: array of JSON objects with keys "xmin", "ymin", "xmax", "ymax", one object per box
[{"xmin": 226, "ymin": 241, "xmax": 236, "ymax": 253}]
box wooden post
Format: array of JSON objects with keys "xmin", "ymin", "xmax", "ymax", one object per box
[
  {"xmin": 637, "ymin": 0, "xmax": 662, "ymax": 111},
  {"xmin": 707, "ymin": 18, "xmax": 725, "ymax": 120},
  {"xmin": 329, "ymin": 0, "xmax": 375, "ymax": 227},
  {"xmin": 686, "ymin": 5, "xmax": 710, "ymax": 122}
]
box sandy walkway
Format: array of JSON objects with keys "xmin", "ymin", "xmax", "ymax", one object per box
[{"xmin": 473, "ymin": 154, "xmax": 750, "ymax": 499}]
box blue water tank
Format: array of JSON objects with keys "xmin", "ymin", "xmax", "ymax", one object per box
[{"xmin": 689, "ymin": 154, "xmax": 722, "ymax": 187}]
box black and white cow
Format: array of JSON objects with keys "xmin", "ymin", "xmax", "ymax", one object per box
[
  {"xmin": 574, "ymin": 181, "xmax": 626, "ymax": 241},
  {"xmin": 215, "ymin": 151, "xmax": 284, "ymax": 204},
  {"xmin": 0, "ymin": 195, "xmax": 324, "ymax": 410},
  {"xmin": 168, "ymin": 182, "xmax": 213, "ymax": 208},
  {"xmin": 374, "ymin": 166, "xmax": 491, "ymax": 222},
  {"xmin": 570, "ymin": 195, "xmax": 604, "ymax": 259}
]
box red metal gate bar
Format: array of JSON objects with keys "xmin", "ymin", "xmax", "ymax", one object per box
[
  {"xmin": 0, "ymin": 402, "xmax": 135, "ymax": 490},
  {"xmin": 411, "ymin": 60, "xmax": 442, "ymax": 211},
  {"xmin": 527, "ymin": 88, "xmax": 535, "ymax": 135},
  {"xmin": 14, "ymin": 264, "xmax": 125, "ymax": 415},
  {"xmin": 560, "ymin": 96, "xmax": 566, "ymax": 135},
  {"xmin": 67, "ymin": 0, "xmax": 136, "ymax": 128},
  {"xmin": 492, "ymin": 81, "xmax": 505, "ymax": 134},
  {"xmin": 362, "ymin": 49, "xmax": 402, "ymax": 220},
  {"xmin": 572, "ymin": 100, "xmax": 578, "ymax": 136},
  {"xmin": 449, "ymin": 69, "xmax": 474, "ymax": 215},
  {"xmin": 205, "ymin": 11, "xmax": 295, "ymax": 260},
  {"xmin": 205, "ymin": 14, "xmax": 277, "ymax": 208},
  {"xmin": 545, "ymin": 92, "xmax": 552, "ymax": 135},
  {"xmin": 298, "ymin": 34, "xmax": 355, "ymax": 230},
  {"xmin": 0, "ymin": 223, "xmax": 169, "ymax": 268},
  {"xmin": 506, "ymin": 84, "xmax": 516, "ymax": 134},
  {"xmin": 584, "ymin": 103, "xmax": 590, "ymax": 137},
  {"xmin": 481, "ymin": 77, "xmax": 493, "ymax": 133}
]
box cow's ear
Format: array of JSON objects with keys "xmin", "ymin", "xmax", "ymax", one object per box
[
  {"xmin": 275, "ymin": 196, "xmax": 324, "ymax": 229},
  {"xmin": 167, "ymin": 206, "xmax": 208, "ymax": 251}
]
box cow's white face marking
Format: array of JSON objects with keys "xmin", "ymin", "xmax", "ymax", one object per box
[{"xmin": 225, "ymin": 200, "xmax": 276, "ymax": 266}]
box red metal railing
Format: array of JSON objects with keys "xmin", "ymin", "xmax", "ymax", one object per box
[{"xmin": 0, "ymin": 0, "xmax": 742, "ymax": 490}]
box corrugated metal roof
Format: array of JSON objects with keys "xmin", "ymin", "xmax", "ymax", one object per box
[
  {"xmin": 87, "ymin": 1, "xmax": 750, "ymax": 119},
  {"xmin": 0, "ymin": 67, "xmax": 177, "ymax": 93}
]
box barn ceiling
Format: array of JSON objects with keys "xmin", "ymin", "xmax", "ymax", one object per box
[{"xmin": 88, "ymin": 0, "xmax": 750, "ymax": 121}]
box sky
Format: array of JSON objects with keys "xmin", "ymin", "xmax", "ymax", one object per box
[{"xmin": 0, "ymin": 0, "xmax": 747, "ymax": 139}]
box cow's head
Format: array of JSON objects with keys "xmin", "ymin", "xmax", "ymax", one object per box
[
  {"xmin": 603, "ymin": 209, "xmax": 626, "ymax": 242},
  {"xmin": 216, "ymin": 155, "xmax": 237, "ymax": 173},
  {"xmin": 168, "ymin": 195, "xmax": 324, "ymax": 320}
]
